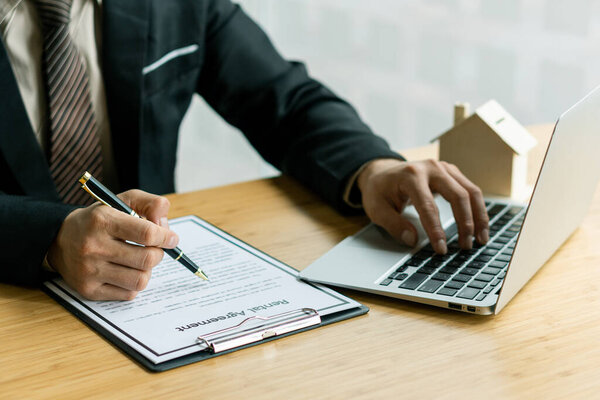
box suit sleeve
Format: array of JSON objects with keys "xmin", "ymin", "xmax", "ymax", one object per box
[
  {"xmin": 196, "ymin": 0, "xmax": 404, "ymax": 213},
  {"xmin": 0, "ymin": 193, "xmax": 74, "ymax": 286}
]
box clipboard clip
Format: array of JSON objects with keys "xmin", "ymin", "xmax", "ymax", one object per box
[{"xmin": 197, "ymin": 308, "xmax": 321, "ymax": 353}]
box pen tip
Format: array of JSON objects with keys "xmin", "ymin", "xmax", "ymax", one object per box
[{"xmin": 195, "ymin": 270, "xmax": 209, "ymax": 281}]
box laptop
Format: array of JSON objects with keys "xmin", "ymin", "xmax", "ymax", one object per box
[{"xmin": 300, "ymin": 85, "xmax": 600, "ymax": 315}]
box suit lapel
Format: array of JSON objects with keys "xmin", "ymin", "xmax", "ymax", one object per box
[
  {"xmin": 0, "ymin": 40, "xmax": 58, "ymax": 199},
  {"xmin": 102, "ymin": 0, "xmax": 150, "ymax": 190}
]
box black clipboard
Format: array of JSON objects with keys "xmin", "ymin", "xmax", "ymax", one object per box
[
  {"xmin": 43, "ymin": 284, "xmax": 367, "ymax": 371},
  {"xmin": 42, "ymin": 215, "xmax": 368, "ymax": 372}
]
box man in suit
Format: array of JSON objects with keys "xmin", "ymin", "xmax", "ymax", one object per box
[{"xmin": 0, "ymin": 0, "xmax": 489, "ymax": 300}]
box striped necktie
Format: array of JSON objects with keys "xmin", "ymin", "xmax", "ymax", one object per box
[{"xmin": 35, "ymin": 0, "xmax": 103, "ymax": 204}]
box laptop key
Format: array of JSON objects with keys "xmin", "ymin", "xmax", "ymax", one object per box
[
  {"xmin": 475, "ymin": 273, "xmax": 495, "ymax": 282},
  {"xmin": 447, "ymin": 246, "xmax": 460, "ymax": 254},
  {"xmin": 496, "ymin": 255, "xmax": 511, "ymax": 262},
  {"xmin": 400, "ymin": 273, "xmax": 428, "ymax": 290},
  {"xmin": 448, "ymin": 259, "xmax": 465, "ymax": 267},
  {"xmin": 413, "ymin": 250, "xmax": 434, "ymax": 259},
  {"xmin": 437, "ymin": 287, "xmax": 458, "ymax": 296},
  {"xmin": 454, "ymin": 255, "xmax": 472, "ymax": 264},
  {"xmin": 460, "ymin": 267, "xmax": 479, "ymax": 276},
  {"xmin": 457, "ymin": 287, "xmax": 480, "ymax": 300},
  {"xmin": 380, "ymin": 279, "xmax": 392, "ymax": 286},
  {"xmin": 490, "ymin": 278, "xmax": 502, "ymax": 287},
  {"xmin": 448, "ymin": 241, "xmax": 460, "ymax": 250},
  {"xmin": 396, "ymin": 265, "xmax": 409, "ymax": 273},
  {"xmin": 475, "ymin": 255, "xmax": 492, "ymax": 262},
  {"xmin": 446, "ymin": 281, "xmax": 465, "ymax": 289},
  {"xmin": 488, "ymin": 204, "xmax": 505, "ymax": 216},
  {"xmin": 440, "ymin": 266, "xmax": 460, "ymax": 274},
  {"xmin": 405, "ymin": 258, "xmax": 422, "ymax": 267},
  {"xmin": 486, "ymin": 242, "xmax": 503, "ymax": 250},
  {"xmin": 468, "ymin": 280, "xmax": 487, "ymax": 289},
  {"xmin": 467, "ymin": 261, "xmax": 486, "ymax": 269},
  {"xmin": 418, "ymin": 279, "xmax": 444, "ymax": 293},
  {"xmin": 453, "ymin": 274, "xmax": 471, "ymax": 283},
  {"xmin": 481, "ymin": 249, "xmax": 498, "ymax": 256},
  {"xmin": 506, "ymin": 206, "xmax": 524, "ymax": 216},
  {"xmin": 483, "ymin": 286, "xmax": 493, "ymax": 294},
  {"xmin": 482, "ymin": 267, "xmax": 502, "ymax": 275},
  {"xmin": 422, "ymin": 244, "xmax": 434, "ymax": 252},
  {"xmin": 498, "ymin": 271, "xmax": 506, "ymax": 279},
  {"xmin": 489, "ymin": 261, "xmax": 507, "ymax": 268},
  {"xmin": 425, "ymin": 259, "xmax": 444, "ymax": 268},
  {"xmin": 432, "ymin": 272, "xmax": 452, "ymax": 281},
  {"xmin": 396, "ymin": 273, "xmax": 408, "ymax": 280},
  {"xmin": 491, "ymin": 221, "xmax": 503, "ymax": 229},
  {"xmin": 432, "ymin": 253, "xmax": 452, "ymax": 261},
  {"xmin": 418, "ymin": 266, "xmax": 437, "ymax": 275},
  {"xmin": 472, "ymin": 239, "xmax": 485, "ymax": 249},
  {"xmin": 476, "ymin": 293, "xmax": 487, "ymax": 301},
  {"xmin": 389, "ymin": 271, "xmax": 405, "ymax": 280}
]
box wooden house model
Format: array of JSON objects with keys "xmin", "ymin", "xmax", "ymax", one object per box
[{"xmin": 432, "ymin": 100, "xmax": 537, "ymax": 198}]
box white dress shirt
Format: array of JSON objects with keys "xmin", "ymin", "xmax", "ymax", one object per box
[{"xmin": 0, "ymin": 0, "xmax": 118, "ymax": 190}]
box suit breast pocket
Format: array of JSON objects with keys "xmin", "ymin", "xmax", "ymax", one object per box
[{"xmin": 142, "ymin": 44, "xmax": 202, "ymax": 95}]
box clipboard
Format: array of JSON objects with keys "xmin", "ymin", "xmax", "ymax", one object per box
[
  {"xmin": 43, "ymin": 286, "xmax": 369, "ymax": 372},
  {"xmin": 42, "ymin": 215, "xmax": 369, "ymax": 372}
]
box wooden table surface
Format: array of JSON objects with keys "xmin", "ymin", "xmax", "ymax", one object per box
[{"xmin": 2, "ymin": 124, "xmax": 599, "ymax": 399}]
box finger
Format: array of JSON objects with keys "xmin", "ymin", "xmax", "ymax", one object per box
[
  {"xmin": 105, "ymin": 240, "xmax": 165, "ymax": 271},
  {"xmin": 105, "ymin": 210, "xmax": 179, "ymax": 248},
  {"xmin": 442, "ymin": 163, "xmax": 489, "ymax": 244},
  {"xmin": 92, "ymin": 284, "xmax": 139, "ymax": 301},
  {"xmin": 429, "ymin": 170, "xmax": 475, "ymax": 249},
  {"xmin": 371, "ymin": 200, "xmax": 419, "ymax": 247},
  {"xmin": 406, "ymin": 180, "xmax": 447, "ymax": 254},
  {"xmin": 118, "ymin": 189, "xmax": 171, "ymax": 226},
  {"xmin": 97, "ymin": 262, "xmax": 152, "ymax": 292}
]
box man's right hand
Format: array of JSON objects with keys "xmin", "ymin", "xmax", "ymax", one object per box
[{"xmin": 47, "ymin": 190, "xmax": 179, "ymax": 301}]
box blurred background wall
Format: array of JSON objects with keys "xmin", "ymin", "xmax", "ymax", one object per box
[{"xmin": 175, "ymin": 0, "xmax": 600, "ymax": 193}]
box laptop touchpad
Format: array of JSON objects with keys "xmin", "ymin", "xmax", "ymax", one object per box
[{"xmin": 349, "ymin": 195, "xmax": 454, "ymax": 250}]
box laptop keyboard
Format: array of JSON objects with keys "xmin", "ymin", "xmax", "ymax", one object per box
[{"xmin": 378, "ymin": 202, "xmax": 526, "ymax": 302}]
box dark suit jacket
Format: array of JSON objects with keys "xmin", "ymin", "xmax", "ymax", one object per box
[{"xmin": 0, "ymin": 0, "xmax": 401, "ymax": 286}]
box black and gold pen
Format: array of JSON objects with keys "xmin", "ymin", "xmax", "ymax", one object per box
[{"xmin": 78, "ymin": 171, "xmax": 208, "ymax": 280}]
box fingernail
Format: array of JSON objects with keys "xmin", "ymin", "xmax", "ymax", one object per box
[
  {"xmin": 160, "ymin": 217, "xmax": 169, "ymax": 229},
  {"xmin": 462, "ymin": 236, "xmax": 473, "ymax": 250},
  {"xmin": 401, "ymin": 230, "xmax": 417, "ymax": 247},
  {"xmin": 435, "ymin": 239, "xmax": 447, "ymax": 254},
  {"xmin": 477, "ymin": 229, "xmax": 489, "ymax": 244},
  {"xmin": 167, "ymin": 234, "xmax": 179, "ymax": 248}
]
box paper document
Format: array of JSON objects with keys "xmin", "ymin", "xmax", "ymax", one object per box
[{"xmin": 44, "ymin": 215, "xmax": 359, "ymax": 364}]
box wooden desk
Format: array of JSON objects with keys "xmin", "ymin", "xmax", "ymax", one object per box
[{"xmin": 2, "ymin": 125, "xmax": 599, "ymax": 399}]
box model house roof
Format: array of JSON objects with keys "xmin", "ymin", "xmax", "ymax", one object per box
[{"xmin": 433, "ymin": 100, "xmax": 537, "ymax": 155}]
